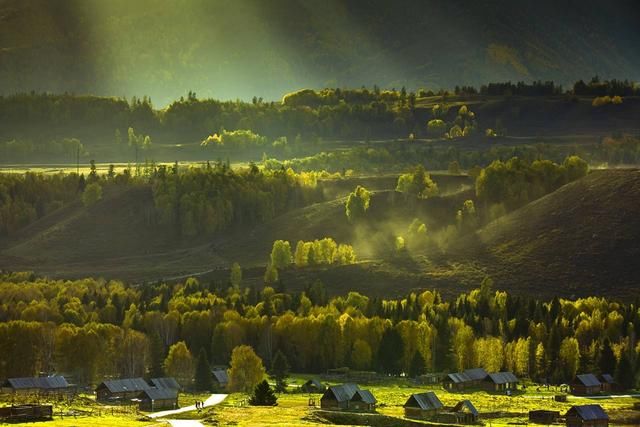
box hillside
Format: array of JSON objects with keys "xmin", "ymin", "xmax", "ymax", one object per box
[
  {"xmin": 1, "ymin": 0, "xmax": 639, "ymax": 103},
  {"xmin": 446, "ymin": 169, "xmax": 640, "ymax": 298}
]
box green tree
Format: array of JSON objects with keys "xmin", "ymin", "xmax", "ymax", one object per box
[
  {"xmin": 82, "ymin": 183, "xmax": 102, "ymax": 207},
  {"xmin": 598, "ymin": 338, "xmax": 616, "ymax": 374},
  {"xmin": 270, "ymin": 240, "xmax": 292, "ymax": 269},
  {"xmin": 378, "ymin": 328, "xmax": 404, "ymax": 374},
  {"xmin": 345, "ymin": 185, "xmax": 371, "ymax": 223},
  {"xmin": 230, "ymin": 262, "xmax": 242, "ymax": 288},
  {"xmin": 164, "ymin": 341, "xmax": 194, "ymax": 388},
  {"xmin": 148, "ymin": 333, "xmax": 165, "ymax": 378},
  {"xmin": 427, "ymin": 119, "xmax": 447, "ymax": 136},
  {"xmin": 408, "ymin": 351, "xmax": 426, "ymax": 378},
  {"xmin": 350, "ymin": 339, "xmax": 373, "ymax": 371},
  {"xmin": 396, "ymin": 165, "xmax": 438, "ymax": 199},
  {"xmin": 615, "ymin": 351, "xmax": 636, "ymax": 390},
  {"xmin": 249, "ymin": 379, "xmax": 277, "ymax": 406},
  {"xmin": 228, "ymin": 345, "xmax": 265, "ymax": 393},
  {"xmin": 269, "ymin": 350, "xmax": 290, "ymax": 393},
  {"xmin": 264, "ymin": 263, "xmax": 279, "ymax": 285},
  {"xmin": 194, "ymin": 347, "xmax": 213, "ymax": 392},
  {"xmin": 559, "ymin": 337, "xmax": 580, "ymax": 381}
]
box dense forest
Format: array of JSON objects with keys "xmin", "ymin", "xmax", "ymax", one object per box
[{"xmin": 0, "ymin": 272, "xmax": 637, "ymax": 390}]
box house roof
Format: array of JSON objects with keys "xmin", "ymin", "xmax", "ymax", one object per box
[
  {"xmin": 464, "ymin": 368, "xmax": 488, "ymax": 381},
  {"xmin": 574, "ymin": 374, "xmax": 601, "ymax": 387},
  {"xmin": 140, "ymin": 387, "xmax": 178, "ymax": 401},
  {"xmin": 486, "ymin": 372, "xmax": 519, "ymax": 384},
  {"xmin": 303, "ymin": 378, "xmax": 324, "ymax": 388},
  {"xmin": 452, "ymin": 400, "xmax": 478, "ymax": 416},
  {"xmin": 98, "ymin": 378, "xmax": 151, "ymax": 393},
  {"xmin": 5, "ymin": 376, "xmax": 70, "ymax": 390},
  {"xmin": 212, "ymin": 370, "xmax": 229, "ymax": 384},
  {"xmin": 599, "ymin": 374, "xmax": 615, "ymax": 384},
  {"xmin": 404, "ymin": 392, "xmax": 443, "ymax": 410},
  {"xmin": 324, "ymin": 383, "xmax": 360, "ymax": 402},
  {"xmin": 352, "ymin": 389, "xmax": 376, "ymax": 404},
  {"xmin": 446, "ymin": 372, "xmax": 471, "ymax": 384},
  {"xmin": 567, "ymin": 404, "xmax": 608, "ymax": 420},
  {"xmin": 150, "ymin": 377, "xmax": 180, "ymax": 390}
]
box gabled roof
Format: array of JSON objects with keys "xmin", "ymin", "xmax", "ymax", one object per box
[
  {"xmin": 352, "ymin": 389, "xmax": 376, "ymax": 405},
  {"xmin": 150, "ymin": 377, "xmax": 180, "ymax": 390},
  {"xmin": 574, "ymin": 374, "xmax": 601, "ymax": 387},
  {"xmin": 303, "ymin": 378, "xmax": 324, "ymax": 388},
  {"xmin": 453, "ymin": 400, "xmax": 478, "ymax": 416},
  {"xmin": 212, "ymin": 370, "xmax": 229, "ymax": 384},
  {"xmin": 140, "ymin": 387, "xmax": 178, "ymax": 401},
  {"xmin": 567, "ymin": 404, "xmax": 608, "ymax": 421},
  {"xmin": 463, "ymin": 368, "xmax": 488, "ymax": 381},
  {"xmin": 446, "ymin": 372, "xmax": 471, "ymax": 384},
  {"xmin": 97, "ymin": 378, "xmax": 151, "ymax": 393},
  {"xmin": 404, "ymin": 392, "xmax": 443, "ymax": 410},
  {"xmin": 486, "ymin": 372, "xmax": 519, "ymax": 384},
  {"xmin": 324, "ymin": 383, "xmax": 360, "ymax": 402},
  {"xmin": 5, "ymin": 376, "xmax": 70, "ymax": 390},
  {"xmin": 599, "ymin": 374, "xmax": 615, "ymax": 384}
]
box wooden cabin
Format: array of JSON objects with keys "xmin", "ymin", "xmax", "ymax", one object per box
[
  {"xmin": 437, "ymin": 400, "xmax": 479, "ymax": 424},
  {"xmin": 443, "ymin": 372, "xmax": 472, "ymax": 391},
  {"xmin": 320, "ymin": 383, "xmax": 375, "ymax": 412},
  {"xmin": 95, "ymin": 378, "xmax": 151, "ymax": 402},
  {"xmin": 211, "ymin": 369, "xmax": 229, "ymax": 390},
  {"xmin": 349, "ymin": 389, "xmax": 376, "ymax": 412},
  {"xmin": 482, "ymin": 372, "xmax": 519, "ymax": 392},
  {"xmin": 301, "ymin": 378, "xmax": 325, "ymax": 393},
  {"xmin": 0, "ymin": 404, "xmax": 53, "ymax": 421},
  {"xmin": 565, "ymin": 404, "xmax": 608, "ymax": 427},
  {"xmin": 597, "ymin": 374, "xmax": 616, "ymax": 393},
  {"xmin": 570, "ymin": 374, "xmax": 601, "ymax": 396},
  {"xmin": 403, "ymin": 392, "xmax": 443, "ymax": 419},
  {"xmin": 1, "ymin": 376, "xmax": 73, "ymax": 396},
  {"xmin": 530, "ymin": 409, "xmax": 560, "ymax": 424},
  {"xmin": 138, "ymin": 387, "xmax": 179, "ymax": 412}
]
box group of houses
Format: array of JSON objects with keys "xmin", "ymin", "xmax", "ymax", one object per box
[
  {"xmin": 570, "ymin": 374, "xmax": 618, "ymax": 395},
  {"xmin": 95, "ymin": 377, "xmax": 181, "ymax": 411},
  {"xmin": 1, "ymin": 376, "xmax": 75, "ymax": 397},
  {"xmin": 314, "ymin": 379, "xmax": 610, "ymax": 426},
  {"xmin": 443, "ymin": 368, "xmax": 519, "ymax": 392}
]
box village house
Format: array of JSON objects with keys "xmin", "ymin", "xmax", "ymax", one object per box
[
  {"xmin": 482, "ymin": 372, "xmax": 519, "ymax": 392},
  {"xmin": 442, "ymin": 368, "xmax": 489, "ymax": 391},
  {"xmin": 301, "ymin": 378, "xmax": 325, "ymax": 393},
  {"xmin": 211, "ymin": 369, "xmax": 229, "ymax": 390},
  {"xmin": 437, "ymin": 400, "xmax": 479, "ymax": 424},
  {"xmin": 1, "ymin": 376, "xmax": 73, "ymax": 396},
  {"xmin": 403, "ymin": 391, "xmax": 443, "ymax": 419},
  {"xmin": 597, "ymin": 374, "xmax": 616, "ymax": 393},
  {"xmin": 95, "ymin": 378, "xmax": 151, "ymax": 402},
  {"xmin": 570, "ymin": 374, "xmax": 602, "ymax": 396},
  {"xmin": 320, "ymin": 383, "xmax": 376, "ymax": 412},
  {"xmin": 529, "ymin": 409, "xmax": 561, "ymax": 424},
  {"xmin": 565, "ymin": 404, "xmax": 608, "ymax": 427},
  {"xmin": 137, "ymin": 387, "xmax": 179, "ymax": 412}
]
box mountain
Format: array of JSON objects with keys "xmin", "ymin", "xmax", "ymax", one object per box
[{"xmin": 0, "ymin": 0, "xmax": 639, "ymax": 104}]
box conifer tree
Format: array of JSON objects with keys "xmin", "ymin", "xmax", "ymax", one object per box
[
  {"xmin": 249, "ymin": 379, "xmax": 277, "ymax": 406},
  {"xmin": 194, "ymin": 347, "xmax": 213, "ymax": 392},
  {"xmin": 269, "ymin": 350, "xmax": 290, "ymax": 393}
]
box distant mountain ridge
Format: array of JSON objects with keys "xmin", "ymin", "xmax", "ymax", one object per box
[{"xmin": 0, "ymin": 0, "xmax": 639, "ymax": 104}]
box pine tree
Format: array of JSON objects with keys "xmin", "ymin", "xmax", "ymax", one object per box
[
  {"xmin": 598, "ymin": 338, "xmax": 616, "ymax": 375},
  {"xmin": 194, "ymin": 347, "xmax": 213, "ymax": 392},
  {"xmin": 408, "ymin": 351, "xmax": 426, "ymax": 378},
  {"xmin": 149, "ymin": 333, "xmax": 165, "ymax": 378},
  {"xmin": 377, "ymin": 327, "xmax": 404, "ymax": 374},
  {"xmin": 615, "ymin": 351, "xmax": 636, "ymax": 390},
  {"xmin": 249, "ymin": 380, "xmax": 278, "ymax": 406},
  {"xmin": 269, "ymin": 350, "xmax": 290, "ymax": 393}
]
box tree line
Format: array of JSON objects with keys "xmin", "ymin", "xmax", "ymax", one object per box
[{"xmin": 0, "ymin": 272, "xmax": 638, "ymax": 389}]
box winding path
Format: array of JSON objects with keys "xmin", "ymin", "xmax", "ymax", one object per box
[{"xmin": 148, "ymin": 393, "xmax": 227, "ymax": 426}]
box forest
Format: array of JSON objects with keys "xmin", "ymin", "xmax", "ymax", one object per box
[{"xmin": 0, "ymin": 271, "xmax": 638, "ymax": 391}]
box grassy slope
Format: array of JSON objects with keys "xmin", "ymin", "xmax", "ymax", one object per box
[{"xmin": 446, "ymin": 169, "xmax": 640, "ymax": 298}]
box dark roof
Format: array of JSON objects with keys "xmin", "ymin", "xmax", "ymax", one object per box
[
  {"xmin": 5, "ymin": 376, "xmax": 70, "ymax": 390},
  {"xmin": 212, "ymin": 370, "xmax": 229, "ymax": 384},
  {"xmin": 324, "ymin": 383, "xmax": 360, "ymax": 402},
  {"xmin": 574, "ymin": 374, "xmax": 601, "ymax": 387},
  {"xmin": 446, "ymin": 372, "xmax": 471, "ymax": 384},
  {"xmin": 464, "ymin": 368, "xmax": 488, "ymax": 381},
  {"xmin": 352, "ymin": 389, "xmax": 376, "ymax": 405},
  {"xmin": 139, "ymin": 387, "xmax": 178, "ymax": 401},
  {"xmin": 453, "ymin": 400, "xmax": 478, "ymax": 416},
  {"xmin": 599, "ymin": 374, "xmax": 615, "ymax": 384},
  {"xmin": 303, "ymin": 378, "xmax": 324, "ymax": 388},
  {"xmin": 404, "ymin": 392, "xmax": 443, "ymax": 410},
  {"xmin": 486, "ymin": 372, "xmax": 519, "ymax": 384},
  {"xmin": 97, "ymin": 378, "xmax": 151, "ymax": 393},
  {"xmin": 567, "ymin": 404, "xmax": 608, "ymax": 421},
  {"xmin": 150, "ymin": 377, "xmax": 180, "ymax": 390}
]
